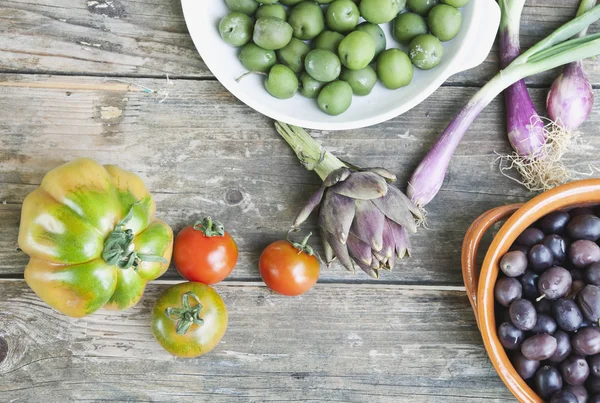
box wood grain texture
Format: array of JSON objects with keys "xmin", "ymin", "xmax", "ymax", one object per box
[
  {"xmin": 2, "ymin": 74, "xmax": 599, "ymax": 284},
  {"xmin": 0, "ymin": 280, "xmax": 515, "ymax": 402},
  {"xmin": 0, "ymin": 0, "xmax": 598, "ymax": 85}
]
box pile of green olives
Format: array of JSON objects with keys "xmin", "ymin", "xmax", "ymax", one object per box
[{"xmin": 219, "ymin": 0, "xmax": 469, "ymax": 116}]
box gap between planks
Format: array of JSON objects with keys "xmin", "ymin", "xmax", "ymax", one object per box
[
  {"xmin": 0, "ymin": 278, "xmax": 466, "ymax": 292},
  {"xmin": 4, "ymin": 73, "xmax": 597, "ymax": 92}
]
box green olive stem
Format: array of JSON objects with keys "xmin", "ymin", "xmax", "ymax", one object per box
[{"xmin": 236, "ymin": 71, "xmax": 268, "ymax": 83}]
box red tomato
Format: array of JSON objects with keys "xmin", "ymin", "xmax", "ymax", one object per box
[
  {"xmin": 259, "ymin": 239, "xmax": 320, "ymax": 296},
  {"xmin": 173, "ymin": 218, "xmax": 238, "ymax": 285}
]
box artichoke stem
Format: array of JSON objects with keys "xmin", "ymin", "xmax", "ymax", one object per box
[{"xmin": 275, "ymin": 122, "xmax": 346, "ymax": 180}]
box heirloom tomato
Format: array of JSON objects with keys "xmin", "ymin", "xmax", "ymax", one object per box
[
  {"xmin": 173, "ymin": 217, "xmax": 238, "ymax": 284},
  {"xmin": 18, "ymin": 158, "xmax": 173, "ymax": 317},
  {"xmin": 151, "ymin": 282, "xmax": 228, "ymax": 358}
]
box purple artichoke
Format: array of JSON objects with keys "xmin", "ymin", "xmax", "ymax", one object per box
[
  {"xmin": 275, "ymin": 121, "xmax": 421, "ymax": 278},
  {"xmin": 293, "ymin": 167, "xmax": 422, "ymax": 278}
]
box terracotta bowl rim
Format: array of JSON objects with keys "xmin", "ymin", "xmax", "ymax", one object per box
[{"xmin": 476, "ymin": 178, "xmax": 600, "ymax": 403}]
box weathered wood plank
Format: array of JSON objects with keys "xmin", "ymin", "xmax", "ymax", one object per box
[
  {"xmin": 0, "ymin": 280, "xmax": 515, "ymax": 402},
  {"xmin": 0, "ymin": 0, "xmax": 598, "ymax": 85},
  {"xmin": 2, "ymin": 74, "xmax": 599, "ymax": 284}
]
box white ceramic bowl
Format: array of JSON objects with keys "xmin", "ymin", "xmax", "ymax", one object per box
[{"xmin": 182, "ymin": 0, "xmax": 500, "ymax": 130}]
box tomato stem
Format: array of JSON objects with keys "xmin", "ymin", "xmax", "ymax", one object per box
[
  {"xmin": 164, "ymin": 291, "xmax": 205, "ymax": 335},
  {"xmin": 193, "ymin": 216, "xmax": 225, "ymax": 237},
  {"xmin": 102, "ymin": 198, "xmax": 168, "ymax": 270},
  {"xmin": 287, "ymin": 228, "xmax": 315, "ymax": 256}
]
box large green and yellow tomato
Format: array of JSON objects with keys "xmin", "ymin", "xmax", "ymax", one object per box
[{"xmin": 18, "ymin": 158, "xmax": 173, "ymax": 317}]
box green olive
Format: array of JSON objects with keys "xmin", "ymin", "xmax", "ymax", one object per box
[
  {"xmin": 219, "ymin": 12, "xmax": 254, "ymax": 47},
  {"xmin": 428, "ymin": 4, "xmax": 462, "ymax": 41},
  {"xmin": 359, "ymin": 0, "xmax": 405, "ymax": 24},
  {"xmin": 259, "ymin": 0, "xmax": 279, "ymax": 4},
  {"xmin": 253, "ymin": 17, "xmax": 294, "ymax": 50},
  {"xmin": 338, "ymin": 31, "xmax": 375, "ymax": 70},
  {"xmin": 315, "ymin": 0, "xmax": 335, "ymax": 3},
  {"xmin": 317, "ymin": 80, "xmax": 353, "ymax": 115},
  {"xmin": 340, "ymin": 65, "xmax": 377, "ymax": 96},
  {"xmin": 299, "ymin": 73, "xmax": 326, "ymax": 98},
  {"xmin": 326, "ymin": 0, "xmax": 360, "ymax": 33},
  {"xmin": 313, "ymin": 31, "xmax": 345, "ymax": 53},
  {"xmin": 408, "ymin": 34, "xmax": 443, "ymax": 69},
  {"xmin": 354, "ymin": 22, "xmax": 386, "ymax": 58},
  {"xmin": 239, "ymin": 43, "xmax": 277, "ymax": 72},
  {"xmin": 225, "ymin": 0, "xmax": 259, "ymax": 15},
  {"xmin": 441, "ymin": 0, "xmax": 469, "ymax": 7},
  {"xmin": 280, "ymin": 0, "xmax": 304, "ymax": 5},
  {"xmin": 393, "ymin": 12, "xmax": 428, "ymax": 44},
  {"xmin": 406, "ymin": 0, "xmax": 438, "ymax": 15},
  {"xmin": 305, "ymin": 49, "xmax": 342, "ymax": 82},
  {"xmin": 265, "ymin": 64, "xmax": 298, "ymax": 99},
  {"xmin": 288, "ymin": 1, "xmax": 325, "ymax": 40},
  {"xmin": 376, "ymin": 48, "xmax": 413, "ymax": 89},
  {"xmin": 277, "ymin": 38, "xmax": 311, "ymax": 73},
  {"xmin": 256, "ymin": 4, "xmax": 287, "ymax": 21}
]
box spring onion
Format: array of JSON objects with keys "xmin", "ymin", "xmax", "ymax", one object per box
[
  {"xmin": 408, "ymin": 5, "xmax": 600, "ymax": 207},
  {"xmin": 547, "ymin": 0, "xmax": 596, "ymax": 131},
  {"xmin": 498, "ymin": 0, "xmax": 571, "ymax": 192}
]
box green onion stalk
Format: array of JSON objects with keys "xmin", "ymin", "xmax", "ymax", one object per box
[
  {"xmin": 408, "ymin": 5, "xmax": 600, "ymax": 206},
  {"xmin": 275, "ymin": 122, "xmax": 422, "ymax": 279}
]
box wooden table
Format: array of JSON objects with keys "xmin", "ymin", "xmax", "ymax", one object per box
[{"xmin": 1, "ymin": 0, "xmax": 599, "ymax": 401}]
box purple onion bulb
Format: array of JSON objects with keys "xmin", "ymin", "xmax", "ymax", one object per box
[{"xmin": 547, "ymin": 61, "xmax": 594, "ymax": 131}]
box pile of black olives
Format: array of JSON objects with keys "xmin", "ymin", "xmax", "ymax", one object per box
[
  {"xmin": 219, "ymin": 0, "xmax": 469, "ymax": 116},
  {"xmin": 495, "ymin": 206, "xmax": 600, "ymax": 402}
]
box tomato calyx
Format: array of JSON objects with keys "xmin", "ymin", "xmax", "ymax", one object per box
[
  {"xmin": 287, "ymin": 228, "xmax": 316, "ymax": 256},
  {"xmin": 102, "ymin": 199, "xmax": 168, "ymax": 270},
  {"xmin": 192, "ymin": 216, "xmax": 225, "ymax": 237},
  {"xmin": 164, "ymin": 291, "xmax": 205, "ymax": 335}
]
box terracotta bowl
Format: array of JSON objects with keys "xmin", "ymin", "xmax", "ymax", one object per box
[{"xmin": 461, "ymin": 178, "xmax": 600, "ymax": 403}]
